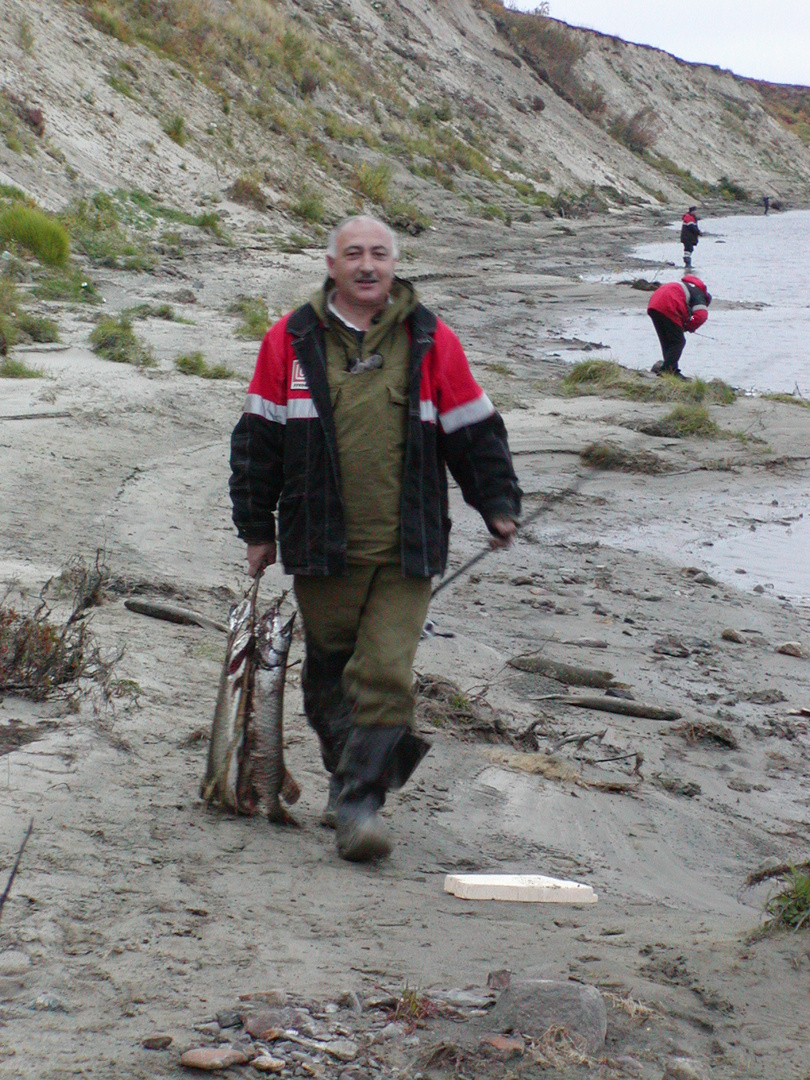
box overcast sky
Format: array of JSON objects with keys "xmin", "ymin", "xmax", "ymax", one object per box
[{"xmin": 508, "ymin": 2, "xmax": 810, "ymax": 87}]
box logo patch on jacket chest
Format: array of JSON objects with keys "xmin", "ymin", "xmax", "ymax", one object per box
[{"xmin": 290, "ymin": 360, "xmax": 309, "ymax": 392}]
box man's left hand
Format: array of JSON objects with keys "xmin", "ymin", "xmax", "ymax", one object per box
[{"xmin": 488, "ymin": 516, "xmax": 517, "ymax": 549}]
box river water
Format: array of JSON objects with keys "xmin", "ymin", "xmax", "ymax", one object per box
[
  {"xmin": 565, "ymin": 208, "xmax": 810, "ymax": 395},
  {"xmin": 554, "ymin": 209, "xmax": 810, "ymax": 604}
]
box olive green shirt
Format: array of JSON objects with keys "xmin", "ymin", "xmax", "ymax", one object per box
[{"xmin": 309, "ymin": 279, "xmax": 419, "ymax": 564}]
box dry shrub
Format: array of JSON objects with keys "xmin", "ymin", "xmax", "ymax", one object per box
[
  {"xmin": 609, "ymin": 106, "xmax": 660, "ymax": 154},
  {"xmin": 227, "ymin": 176, "xmax": 266, "ymax": 211},
  {"xmin": 528, "ymin": 1025, "xmax": 593, "ymax": 1069},
  {"xmin": 580, "ymin": 441, "xmax": 664, "ymax": 474},
  {"xmin": 414, "ymin": 673, "xmax": 512, "ymax": 743},
  {"xmin": 1, "ymin": 553, "xmax": 119, "ymax": 703},
  {"xmin": 1, "ymin": 603, "xmax": 90, "ymax": 701},
  {"xmin": 490, "ymin": 747, "xmax": 638, "ymax": 794},
  {"xmin": 672, "ymin": 720, "xmax": 738, "ymax": 749}
]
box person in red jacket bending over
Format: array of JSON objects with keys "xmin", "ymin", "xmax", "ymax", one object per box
[{"xmin": 647, "ymin": 275, "xmax": 711, "ymax": 380}]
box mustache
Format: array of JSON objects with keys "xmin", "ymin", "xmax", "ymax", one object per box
[{"xmin": 354, "ymin": 273, "xmax": 379, "ymax": 282}]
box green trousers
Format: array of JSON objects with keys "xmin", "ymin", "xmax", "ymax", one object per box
[{"xmin": 294, "ymin": 565, "xmax": 431, "ymax": 729}]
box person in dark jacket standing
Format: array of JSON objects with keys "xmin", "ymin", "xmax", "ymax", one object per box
[
  {"xmin": 648, "ymin": 275, "xmax": 711, "ymax": 379},
  {"xmin": 229, "ymin": 215, "xmax": 521, "ymax": 862},
  {"xmin": 680, "ymin": 207, "xmax": 700, "ymax": 268}
]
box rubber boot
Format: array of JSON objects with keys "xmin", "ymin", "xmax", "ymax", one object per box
[
  {"xmin": 301, "ymin": 637, "xmax": 353, "ymax": 828},
  {"xmin": 334, "ymin": 725, "xmax": 431, "ymax": 863},
  {"xmin": 320, "ymin": 774, "xmax": 342, "ymax": 829}
]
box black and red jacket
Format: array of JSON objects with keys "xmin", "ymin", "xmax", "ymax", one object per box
[
  {"xmin": 648, "ymin": 276, "xmax": 711, "ymax": 332},
  {"xmin": 229, "ymin": 301, "xmax": 521, "ymax": 577}
]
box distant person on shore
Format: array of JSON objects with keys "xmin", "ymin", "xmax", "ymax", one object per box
[
  {"xmin": 648, "ymin": 275, "xmax": 711, "ymax": 379},
  {"xmin": 680, "ymin": 207, "xmax": 700, "ymax": 268},
  {"xmin": 763, "ymin": 195, "xmax": 770, "ymax": 215}
]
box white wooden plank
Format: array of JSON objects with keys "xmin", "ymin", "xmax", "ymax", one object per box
[{"xmin": 443, "ymin": 873, "xmax": 598, "ymax": 903}]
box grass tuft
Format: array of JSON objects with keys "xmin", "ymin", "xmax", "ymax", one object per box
[
  {"xmin": 764, "ymin": 869, "xmax": 810, "ymax": 933},
  {"xmin": 175, "ymin": 351, "xmax": 235, "ymax": 379},
  {"xmin": 230, "ymin": 295, "xmax": 269, "ymax": 340},
  {"xmin": 638, "ymin": 403, "xmax": 720, "ymax": 439},
  {"xmin": 0, "ymin": 203, "xmax": 70, "ymax": 266},
  {"xmin": 163, "ymin": 114, "xmax": 187, "ymax": 146},
  {"xmin": 90, "ymin": 315, "xmax": 155, "ymax": 367},
  {"xmin": 0, "ymin": 356, "xmax": 45, "ymax": 378}
]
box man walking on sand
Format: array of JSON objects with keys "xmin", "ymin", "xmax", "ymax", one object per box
[
  {"xmin": 648, "ymin": 275, "xmax": 711, "ymax": 379},
  {"xmin": 229, "ymin": 215, "xmax": 521, "ymax": 863}
]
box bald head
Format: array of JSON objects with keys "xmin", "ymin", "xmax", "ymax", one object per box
[
  {"xmin": 325, "ymin": 215, "xmax": 398, "ymax": 325},
  {"xmin": 327, "ymin": 215, "xmax": 399, "ymax": 260}
]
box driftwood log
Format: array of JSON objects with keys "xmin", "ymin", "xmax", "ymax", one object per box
[
  {"xmin": 557, "ymin": 695, "xmax": 681, "ymax": 722},
  {"xmin": 508, "ymin": 654, "xmax": 615, "ymax": 688},
  {"xmin": 124, "ymin": 599, "xmax": 228, "ymax": 634}
]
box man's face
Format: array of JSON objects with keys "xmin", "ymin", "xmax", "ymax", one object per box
[{"xmin": 327, "ymin": 220, "xmax": 396, "ymax": 312}]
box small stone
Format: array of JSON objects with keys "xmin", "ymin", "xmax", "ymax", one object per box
[
  {"xmin": 171, "ymin": 288, "xmax": 197, "ymax": 304},
  {"xmin": 193, "ymin": 1022, "xmax": 221, "ymax": 1037},
  {"xmin": 721, "ymin": 628, "xmax": 745, "ymax": 643},
  {"xmin": 337, "ymin": 990, "xmax": 363, "ymax": 1013},
  {"xmin": 142, "ymin": 1034, "xmax": 173, "ymax": 1050},
  {"xmin": 216, "ymin": 1009, "xmax": 242, "ymax": 1028},
  {"xmin": 31, "ymin": 992, "xmax": 67, "ymax": 1012},
  {"xmin": 607, "ymin": 1055, "xmax": 643, "ymax": 1077},
  {"xmin": 777, "ymin": 641, "xmax": 804, "ymax": 657},
  {"xmin": 482, "ymin": 979, "xmax": 606, "ymax": 1054},
  {"xmin": 0, "ymin": 951, "xmax": 31, "ymax": 977},
  {"xmin": 245, "ymin": 1010, "xmax": 283, "ymax": 1038},
  {"xmin": 324, "ymin": 1038, "xmax": 358, "ymax": 1062},
  {"xmin": 479, "ymin": 1033, "xmax": 524, "ymax": 1058},
  {"xmin": 363, "ymin": 991, "xmax": 397, "ymax": 1009},
  {"xmin": 652, "ymin": 636, "xmax": 690, "ymax": 657},
  {"xmin": 662, "ymin": 1056, "xmax": 710, "ymax": 1080},
  {"xmin": 372, "ymin": 1023, "xmax": 405, "ymax": 1043},
  {"xmin": 239, "ymin": 988, "xmax": 287, "ymax": 1006},
  {"xmin": 180, "ymin": 1046, "xmax": 249, "ymax": 1070},
  {"xmin": 487, "ymin": 969, "xmax": 512, "ymax": 991},
  {"xmin": 431, "ymin": 988, "xmax": 494, "ymax": 1009},
  {"xmin": 252, "ymin": 1054, "xmax": 286, "ymax": 1073}
]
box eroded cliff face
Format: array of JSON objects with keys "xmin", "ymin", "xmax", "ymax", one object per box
[{"xmin": 0, "ymin": 0, "xmax": 808, "ymax": 225}]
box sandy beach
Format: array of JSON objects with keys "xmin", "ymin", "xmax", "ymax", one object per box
[{"xmin": 2, "ymin": 207, "xmax": 810, "ymax": 1079}]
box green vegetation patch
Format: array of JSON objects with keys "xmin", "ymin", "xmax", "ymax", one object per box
[
  {"xmin": 765, "ymin": 868, "xmax": 810, "ymax": 933},
  {"xmin": 0, "ymin": 356, "xmax": 45, "ymax": 378},
  {"xmin": 175, "ymin": 351, "xmax": 235, "ymax": 379},
  {"xmin": 123, "ymin": 303, "xmax": 176, "ymax": 321},
  {"xmin": 561, "ymin": 360, "xmax": 736, "ymax": 406},
  {"xmin": 34, "ymin": 265, "xmax": 98, "ymax": 303},
  {"xmin": 163, "ymin": 114, "xmax": 187, "ymax": 146},
  {"xmin": 230, "ymin": 295, "xmax": 269, "ymax": 340},
  {"xmin": 763, "ymin": 392, "xmax": 810, "ymax": 409},
  {"xmin": 0, "ymin": 203, "xmax": 70, "ymax": 266},
  {"xmin": 60, "ymin": 192, "xmax": 151, "ymax": 269},
  {"xmin": 290, "ymin": 186, "xmax": 325, "ymax": 224},
  {"xmin": 0, "ymin": 278, "xmax": 59, "ymax": 352},
  {"xmin": 90, "ymin": 315, "xmax": 155, "ymax": 367}
]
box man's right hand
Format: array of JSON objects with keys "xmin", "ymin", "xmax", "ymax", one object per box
[{"xmin": 246, "ymin": 542, "xmax": 276, "ymax": 577}]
